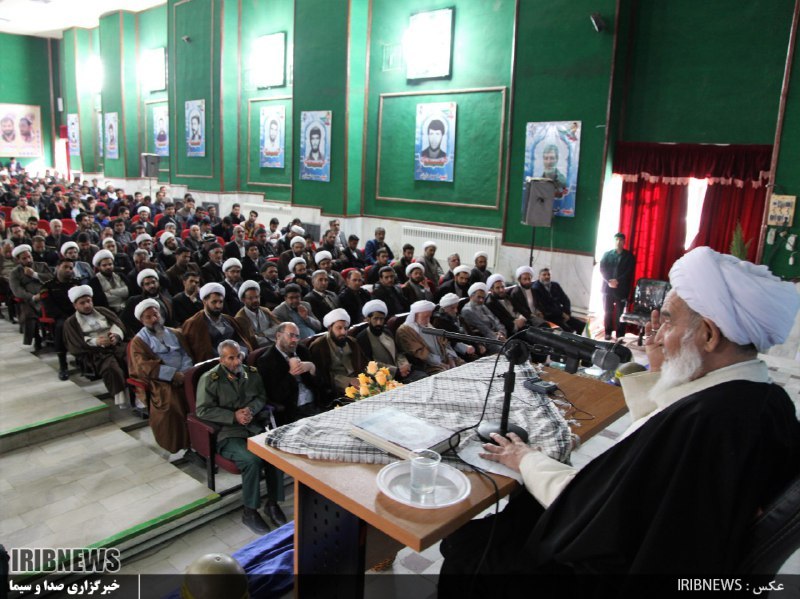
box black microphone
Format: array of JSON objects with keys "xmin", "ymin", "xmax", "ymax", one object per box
[{"xmin": 523, "ymin": 327, "xmax": 622, "ymax": 373}]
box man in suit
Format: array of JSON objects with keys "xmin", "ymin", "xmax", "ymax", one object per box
[
  {"xmin": 371, "ymin": 266, "xmax": 410, "ymax": 317},
  {"xmin": 532, "ymin": 267, "xmax": 584, "ymax": 333},
  {"xmin": 201, "ymin": 243, "xmax": 225, "ymax": 284},
  {"xmin": 235, "ymin": 280, "xmax": 281, "ymax": 349},
  {"xmin": 510, "ymin": 266, "xmax": 548, "ymax": 327},
  {"xmin": 171, "ymin": 271, "xmax": 203, "ymax": 326},
  {"xmin": 337, "ymin": 268, "xmax": 370, "ymax": 325},
  {"xmin": 304, "ymin": 269, "xmax": 340, "ymax": 322},
  {"xmin": 366, "ymin": 248, "xmax": 392, "ymax": 285},
  {"xmin": 165, "ymin": 247, "xmax": 201, "ymax": 296},
  {"xmin": 364, "ymin": 227, "xmax": 394, "ymax": 265},
  {"xmin": 309, "ymin": 308, "xmax": 365, "ymax": 403},
  {"xmin": 223, "ymin": 225, "xmax": 247, "ymax": 260},
  {"xmin": 393, "ymin": 243, "xmax": 416, "ymax": 284},
  {"xmin": 342, "ymin": 234, "xmax": 367, "ymax": 269},
  {"xmin": 599, "ymin": 232, "xmax": 636, "ymax": 340},
  {"xmin": 355, "ymin": 299, "xmax": 425, "ymax": 383},
  {"xmin": 271, "ymin": 283, "xmax": 323, "ymax": 339},
  {"xmin": 258, "ymin": 261, "xmax": 284, "ymax": 309},
  {"xmin": 256, "ymin": 322, "xmax": 322, "ymax": 427}
]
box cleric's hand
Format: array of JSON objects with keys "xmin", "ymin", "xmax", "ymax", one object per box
[{"xmin": 479, "ymin": 432, "xmax": 537, "ymax": 472}]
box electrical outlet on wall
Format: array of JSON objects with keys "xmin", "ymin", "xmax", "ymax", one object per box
[
  {"xmin": 786, "ymin": 234, "xmax": 797, "ymax": 252},
  {"xmin": 767, "ymin": 228, "xmax": 776, "ymax": 245}
]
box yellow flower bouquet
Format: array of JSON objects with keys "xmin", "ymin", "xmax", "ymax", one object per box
[{"xmin": 345, "ymin": 361, "xmax": 403, "ymax": 400}]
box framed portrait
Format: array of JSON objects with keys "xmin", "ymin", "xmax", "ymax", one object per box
[
  {"xmin": 299, "ymin": 110, "xmax": 331, "ymax": 182},
  {"xmin": 768, "ymin": 194, "xmax": 796, "ymax": 227},
  {"xmin": 105, "ymin": 112, "xmax": 119, "ymax": 160},
  {"xmin": 185, "ymin": 99, "xmax": 205, "ymax": 158},
  {"xmin": 405, "ymin": 7, "xmax": 453, "ymax": 80},
  {"xmin": 522, "ymin": 121, "xmax": 581, "ymax": 219},
  {"xmin": 260, "ymin": 105, "xmax": 285, "ymax": 168},
  {"xmin": 0, "ymin": 104, "xmax": 43, "ymax": 158},
  {"xmin": 414, "ymin": 101, "xmax": 456, "ymax": 182},
  {"xmin": 153, "ymin": 105, "xmax": 169, "ymax": 157},
  {"xmin": 67, "ymin": 114, "xmax": 80, "ymax": 156},
  {"xmin": 97, "ymin": 113, "xmax": 103, "ymax": 157},
  {"xmin": 252, "ymin": 32, "xmax": 286, "ymax": 89},
  {"xmin": 142, "ymin": 47, "xmax": 167, "ymax": 92}
]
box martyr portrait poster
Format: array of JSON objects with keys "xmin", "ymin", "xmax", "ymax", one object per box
[
  {"xmin": 0, "ymin": 104, "xmax": 43, "ymax": 158},
  {"xmin": 67, "ymin": 114, "xmax": 80, "ymax": 156},
  {"xmin": 185, "ymin": 99, "xmax": 206, "ymax": 158},
  {"xmin": 260, "ymin": 105, "xmax": 285, "ymax": 169},
  {"xmin": 522, "ymin": 120, "xmax": 581, "ymax": 219},
  {"xmin": 105, "ymin": 113, "xmax": 119, "ymax": 160},
  {"xmin": 153, "ymin": 105, "xmax": 169, "ymax": 157},
  {"xmin": 414, "ymin": 102, "xmax": 456, "ymax": 183},
  {"xmin": 299, "ymin": 110, "xmax": 331, "ymax": 182}
]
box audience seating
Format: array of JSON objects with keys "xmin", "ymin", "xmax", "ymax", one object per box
[
  {"xmin": 180, "ymin": 229, "xmax": 192, "ymax": 239},
  {"xmin": 183, "ymin": 358, "xmax": 242, "ymax": 491},
  {"xmin": 37, "ymin": 219, "xmax": 50, "ymax": 234},
  {"xmin": 620, "ymin": 278, "xmax": 671, "ymax": 345},
  {"xmin": 153, "ymin": 213, "xmax": 164, "ymax": 227},
  {"xmin": 36, "ymin": 289, "xmax": 56, "ymax": 346},
  {"xmin": 60, "ymin": 218, "xmax": 77, "ymax": 235},
  {"xmin": 0, "ymin": 206, "xmax": 11, "ymax": 221},
  {"xmin": 125, "ymin": 341, "xmax": 151, "ymax": 415}
]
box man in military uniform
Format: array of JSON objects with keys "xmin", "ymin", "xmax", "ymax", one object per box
[{"xmin": 195, "ymin": 340, "xmax": 287, "ymax": 534}]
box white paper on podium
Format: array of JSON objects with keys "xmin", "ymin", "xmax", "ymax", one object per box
[{"xmin": 456, "ymin": 439, "xmax": 524, "ymax": 484}]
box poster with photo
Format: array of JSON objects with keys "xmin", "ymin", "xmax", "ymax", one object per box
[
  {"xmin": 768, "ymin": 194, "xmax": 796, "ymax": 227},
  {"xmin": 299, "ymin": 110, "xmax": 331, "ymax": 182},
  {"xmin": 97, "ymin": 113, "xmax": 103, "ymax": 157},
  {"xmin": 105, "ymin": 112, "xmax": 119, "ymax": 160},
  {"xmin": 67, "ymin": 114, "xmax": 80, "ymax": 156},
  {"xmin": 414, "ymin": 102, "xmax": 456, "ymax": 182},
  {"xmin": 522, "ymin": 120, "xmax": 581, "ymax": 219},
  {"xmin": 0, "ymin": 104, "xmax": 43, "ymax": 158},
  {"xmin": 185, "ymin": 99, "xmax": 205, "ymax": 157},
  {"xmin": 259, "ymin": 105, "xmax": 285, "ymax": 168},
  {"xmin": 153, "ymin": 105, "xmax": 169, "ymax": 157}
]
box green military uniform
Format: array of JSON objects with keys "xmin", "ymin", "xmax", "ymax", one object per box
[{"xmin": 196, "ymin": 363, "xmax": 284, "ymax": 509}]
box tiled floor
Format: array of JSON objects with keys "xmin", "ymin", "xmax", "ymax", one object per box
[{"xmin": 2, "ymin": 313, "xmax": 799, "ymax": 585}]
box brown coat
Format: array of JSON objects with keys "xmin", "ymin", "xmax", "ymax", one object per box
[
  {"xmin": 309, "ymin": 334, "xmax": 366, "ymax": 401},
  {"xmin": 395, "ymin": 323, "xmax": 462, "ymax": 375},
  {"xmin": 181, "ymin": 309, "xmax": 254, "ymax": 363},
  {"xmin": 63, "ymin": 307, "xmax": 128, "ymax": 395},
  {"xmin": 234, "ymin": 306, "xmax": 282, "ymax": 349},
  {"xmin": 128, "ymin": 332, "xmax": 192, "ymax": 453}
]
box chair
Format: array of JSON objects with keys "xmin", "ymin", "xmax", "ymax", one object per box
[
  {"xmin": 0, "ymin": 206, "xmax": 11, "ymax": 221},
  {"xmin": 386, "ymin": 313, "xmax": 408, "ymax": 336},
  {"xmin": 620, "ymin": 279, "xmax": 671, "ymax": 345},
  {"xmin": 131, "ymin": 214, "xmax": 141, "ymax": 224},
  {"xmin": 738, "ymin": 471, "xmax": 800, "ymax": 575},
  {"xmin": 37, "ymin": 289, "xmax": 56, "ymax": 346},
  {"xmin": 267, "ymin": 256, "xmax": 280, "ymax": 263},
  {"xmin": 155, "ymin": 229, "xmax": 166, "ymax": 239},
  {"xmin": 153, "ymin": 213, "xmax": 164, "ymax": 227},
  {"xmin": 216, "ymin": 236, "xmax": 225, "ymax": 245},
  {"xmin": 184, "ymin": 358, "xmax": 242, "ymax": 491},
  {"xmin": 37, "ymin": 219, "xmax": 50, "ymax": 234},
  {"xmin": 96, "ymin": 201, "xmax": 108, "ymax": 209},
  {"xmin": 60, "ymin": 218, "xmax": 77, "ymax": 236},
  {"xmin": 181, "ymin": 228, "xmax": 192, "ymax": 239},
  {"xmin": 125, "ymin": 341, "xmax": 150, "ymax": 417}
]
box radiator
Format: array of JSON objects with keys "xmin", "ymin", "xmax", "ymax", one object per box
[{"xmin": 401, "ymin": 225, "xmax": 500, "ymax": 271}]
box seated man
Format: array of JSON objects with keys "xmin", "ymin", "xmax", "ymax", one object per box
[
  {"xmin": 441, "ymin": 252, "xmax": 461, "ymax": 284},
  {"xmin": 196, "ymin": 340, "xmax": 287, "ymax": 534},
  {"xmin": 122, "ymin": 268, "xmax": 174, "ymax": 335},
  {"xmin": 532, "ymin": 267, "xmax": 585, "ymax": 333},
  {"xmin": 435, "ymin": 265, "xmax": 471, "ymax": 303},
  {"xmin": 286, "ymin": 256, "xmax": 311, "ymax": 292},
  {"xmin": 165, "ymin": 246, "xmax": 200, "ymax": 296},
  {"xmin": 469, "ymin": 251, "xmax": 492, "ymax": 284},
  {"xmin": 309, "ymin": 308, "xmax": 365, "ymax": 402},
  {"xmin": 485, "ymin": 273, "xmax": 529, "ymax": 337},
  {"xmin": 314, "ymin": 250, "xmax": 344, "ymax": 292},
  {"xmin": 63, "ymin": 285, "xmax": 129, "ymax": 408},
  {"xmin": 364, "ymin": 227, "xmax": 394, "ymax": 265},
  {"xmin": 200, "ymin": 243, "xmax": 225, "ymax": 284},
  {"xmin": 235, "ymin": 280, "xmax": 281, "ymax": 349},
  {"xmin": 172, "ymin": 271, "xmax": 203, "ymax": 326},
  {"xmin": 271, "ymin": 283, "xmax": 322, "ymax": 340},
  {"xmin": 356, "ymin": 299, "xmax": 426, "ymax": 383},
  {"xmin": 221, "ymin": 257, "xmax": 244, "ymax": 316},
  {"xmin": 60, "ymin": 241, "xmax": 93, "ymax": 284},
  {"xmin": 392, "ymin": 243, "xmax": 416, "ymax": 284},
  {"xmin": 341, "ymin": 234, "xmax": 367, "ymax": 269},
  {"xmin": 258, "ymin": 261, "xmax": 284, "ymax": 309},
  {"xmin": 459, "ymin": 282, "xmax": 506, "ymax": 352},
  {"xmin": 401, "ymin": 262, "xmax": 434, "ymax": 304},
  {"xmin": 396, "ymin": 300, "xmax": 464, "ymax": 375},
  {"xmin": 182, "ymin": 283, "xmax": 252, "ymax": 363},
  {"xmin": 257, "ymin": 322, "xmax": 322, "ymax": 426},
  {"xmin": 419, "ymin": 241, "xmax": 443, "ymax": 287},
  {"xmin": 432, "ymin": 293, "xmax": 482, "ymax": 359},
  {"xmin": 89, "ymin": 249, "xmax": 129, "ymax": 314},
  {"xmin": 510, "ymin": 265, "xmax": 548, "ymax": 327},
  {"xmin": 277, "ymin": 235, "xmax": 313, "ymax": 279},
  {"xmin": 42, "ymin": 258, "xmax": 78, "ymax": 380},
  {"xmin": 371, "ymin": 266, "xmax": 410, "ymax": 317},
  {"xmin": 337, "ymin": 268, "xmax": 370, "ymax": 325},
  {"xmin": 304, "ymin": 269, "xmax": 340, "ymax": 322},
  {"xmin": 128, "ymin": 299, "xmax": 193, "ymax": 454},
  {"xmin": 366, "ymin": 248, "xmax": 391, "ymax": 285},
  {"xmin": 9, "ymin": 243, "xmax": 53, "ymax": 349},
  {"xmin": 439, "ymin": 247, "xmax": 800, "ymax": 592}
]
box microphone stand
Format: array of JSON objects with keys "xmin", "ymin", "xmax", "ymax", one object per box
[{"xmin": 420, "ymin": 328, "xmax": 530, "ymax": 444}]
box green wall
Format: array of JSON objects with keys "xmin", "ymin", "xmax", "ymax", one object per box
[
  {"xmin": 0, "ymin": 33, "xmax": 55, "ymax": 169},
  {"xmin": 138, "ymin": 4, "xmax": 170, "ymax": 183}
]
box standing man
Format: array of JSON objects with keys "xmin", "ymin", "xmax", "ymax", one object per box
[
  {"xmin": 196, "ymin": 340, "xmax": 287, "ymax": 533},
  {"xmin": 419, "ymin": 241, "xmax": 444, "ymax": 286},
  {"xmin": 599, "ymin": 232, "xmax": 636, "ymax": 341}
]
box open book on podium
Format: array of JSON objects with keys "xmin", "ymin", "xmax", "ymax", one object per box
[{"xmin": 350, "ymin": 407, "xmax": 458, "ymax": 460}]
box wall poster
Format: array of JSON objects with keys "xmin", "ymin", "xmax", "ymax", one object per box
[
  {"xmin": 414, "ymin": 101, "xmax": 456, "ymax": 182},
  {"xmin": 0, "ymin": 104, "xmax": 43, "ymax": 158},
  {"xmin": 259, "ymin": 105, "xmax": 285, "ymax": 168},
  {"xmin": 522, "ymin": 120, "xmax": 581, "ymax": 218},
  {"xmin": 299, "ymin": 110, "xmax": 331, "ymax": 182},
  {"xmin": 97, "ymin": 113, "xmax": 103, "ymax": 157},
  {"xmin": 67, "ymin": 114, "xmax": 80, "ymax": 156},
  {"xmin": 153, "ymin": 105, "xmax": 169, "ymax": 157},
  {"xmin": 185, "ymin": 99, "xmax": 205, "ymax": 158},
  {"xmin": 105, "ymin": 112, "xmax": 119, "ymax": 160}
]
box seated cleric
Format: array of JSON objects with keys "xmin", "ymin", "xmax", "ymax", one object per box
[{"xmin": 439, "ymin": 247, "xmax": 800, "ymax": 595}]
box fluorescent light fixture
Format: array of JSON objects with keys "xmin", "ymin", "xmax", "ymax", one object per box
[
  {"xmin": 85, "ymin": 55, "xmax": 104, "ymax": 94},
  {"xmin": 403, "ymin": 7, "xmax": 453, "ymax": 80},
  {"xmin": 141, "ymin": 47, "xmax": 167, "ymax": 92},
  {"xmin": 252, "ymin": 32, "xmax": 286, "ymax": 88}
]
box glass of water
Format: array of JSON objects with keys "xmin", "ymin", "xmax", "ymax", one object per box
[{"xmin": 409, "ymin": 449, "xmax": 441, "ymax": 495}]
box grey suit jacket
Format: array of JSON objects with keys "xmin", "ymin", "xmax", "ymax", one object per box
[{"xmin": 272, "ymin": 300, "xmax": 323, "ymax": 333}]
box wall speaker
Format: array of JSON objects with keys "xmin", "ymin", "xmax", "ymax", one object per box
[
  {"xmin": 140, "ymin": 153, "xmax": 160, "ymax": 178},
  {"xmin": 523, "ymin": 178, "xmax": 556, "ymax": 227}
]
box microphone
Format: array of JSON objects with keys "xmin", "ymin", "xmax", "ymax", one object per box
[{"xmin": 523, "ymin": 327, "xmax": 623, "ymax": 373}]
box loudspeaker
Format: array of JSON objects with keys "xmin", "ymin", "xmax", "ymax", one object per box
[
  {"xmin": 140, "ymin": 153, "xmax": 160, "ymax": 177},
  {"xmin": 523, "ymin": 178, "xmax": 556, "ymax": 227}
]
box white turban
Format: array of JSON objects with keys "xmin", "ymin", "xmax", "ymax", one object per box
[
  {"xmin": 423, "ymin": 240, "xmax": 437, "ymax": 250},
  {"xmin": 453, "ymin": 265, "xmax": 471, "ymax": 276},
  {"xmin": 137, "ymin": 268, "xmax": 158, "ymax": 287},
  {"xmin": 11, "ymin": 244, "xmax": 31, "ymax": 259},
  {"xmin": 468, "ymin": 282, "xmax": 488, "ymax": 297},
  {"xmin": 515, "ymin": 266, "xmax": 535, "ymax": 280},
  {"xmin": 315, "ymin": 250, "xmax": 332, "ymax": 265},
  {"xmin": 405, "ymin": 300, "xmax": 436, "ymax": 325},
  {"xmin": 92, "ymin": 249, "xmax": 114, "ymax": 267},
  {"xmin": 134, "ymin": 298, "xmax": 161, "ymax": 321},
  {"xmin": 323, "ymin": 307, "xmax": 350, "ymax": 329},
  {"xmin": 288, "ymin": 257, "xmax": 306, "ymax": 272},
  {"xmin": 362, "ymin": 299, "xmax": 388, "ymax": 318},
  {"xmin": 290, "ymin": 236, "xmax": 306, "ymax": 248},
  {"xmin": 238, "ymin": 279, "xmax": 260, "ymax": 300},
  {"xmin": 474, "ymin": 251, "xmax": 489, "ymax": 260},
  {"xmin": 222, "ymin": 258, "xmax": 242, "ymax": 272},
  {"xmin": 137, "ymin": 206, "xmax": 151, "ymax": 214},
  {"xmin": 136, "ymin": 233, "xmax": 153, "ymax": 245},
  {"xmin": 199, "ymin": 282, "xmax": 225, "ymax": 300},
  {"xmin": 68, "ymin": 285, "xmax": 93, "ymax": 303},
  {"xmin": 291, "ymin": 225, "xmax": 305, "ymax": 236},
  {"xmin": 60, "ymin": 241, "xmax": 78, "ymax": 255},
  {"xmin": 439, "ymin": 293, "xmax": 460, "ymax": 308},
  {"xmin": 406, "ymin": 262, "xmax": 424, "ymax": 276},
  {"xmin": 486, "ymin": 274, "xmax": 505, "ymax": 289},
  {"xmin": 669, "ymin": 246, "xmax": 800, "ymax": 352},
  {"xmin": 160, "ymin": 232, "xmax": 175, "ymax": 243}
]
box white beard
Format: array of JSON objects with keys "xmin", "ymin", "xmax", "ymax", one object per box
[{"xmin": 648, "ymin": 333, "xmax": 703, "ymax": 402}]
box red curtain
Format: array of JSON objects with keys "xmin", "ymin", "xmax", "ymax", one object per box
[
  {"xmin": 618, "ymin": 179, "xmax": 688, "ymax": 284},
  {"xmin": 690, "ymin": 184, "xmax": 766, "ymax": 263}
]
